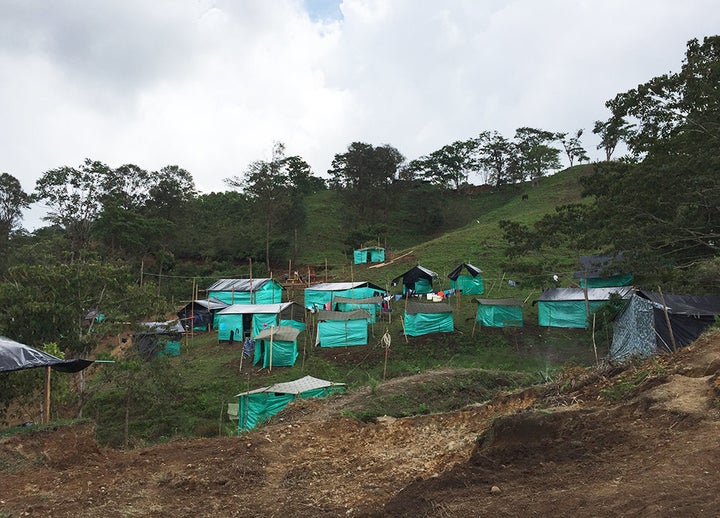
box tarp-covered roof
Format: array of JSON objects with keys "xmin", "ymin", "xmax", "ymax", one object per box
[
  {"xmin": 406, "ymin": 301, "xmax": 454, "ymax": 314},
  {"xmin": 574, "ymin": 253, "xmax": 627, "ymax": 279},
  {"xmin": 138, "ymin": 320, "xmax": 185, "ymax": 334},
  {"xmin": 317, "ymin": 309, "xmax": 372, "ymax": 321},
  {"xmin": 306, "ymin": 281, "xmax": 385, "ymax": 292},
  {"xmin": 235, "ymin": 375, "xmax": 345, "ymax": 397},
  {"xmin": 0, "ymin": 336, "xmax": 93, "ymax": 373},
  {"xmin": 392, "ymin": 265, "xmax": 438, "ymax": 286},
  {"xmin": 636, "ymin": 290, "xmax": 720, "ymax": 316},
  {"xmin": 206, "ymin": 278, "xmax": 279, "ymax": 292},
  {"xmin": 217, "ymin": 302, "xmax": 302, "ymax": 315},
  {"xmin": 473, "ymin": 297, "xmax": 523, "ymax": 306},
  {"xmin": 448, "ymin": 263, "xmax": 482, "ymax": 280},
  {"xmin": 189, "ymin": 298, "xmax": 229, "ymax": 311},
  {"xmin": 332, "ymin": 296, "xmax": 382, "ymax": 305},
  {"xmin": 533, "ymin": 287, "xmax": 632, "ymax": 304},
  {"xmin": 253, "ymin": 326, "xmax": 301, "ymax": 342}
]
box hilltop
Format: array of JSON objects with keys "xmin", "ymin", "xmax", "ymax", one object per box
[{"xmin": 2, "ymin": 328, "xmax": 719, "ymax": 516}]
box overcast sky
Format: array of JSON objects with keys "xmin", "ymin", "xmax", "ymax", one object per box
[{"xmin": 1, "ymin": 0, "xmax": 719, "ymax": 229}]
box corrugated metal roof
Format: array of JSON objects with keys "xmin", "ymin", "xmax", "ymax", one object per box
[
  {"xmin": 138, "ymin": 320, "xmax": 185, "ymax": 333},
  {"xmin": 533, "ymin": 287, "xmax": 632, "ymax": 303},
  {"xmin": 317, "ymin": 309, "xmax": 371, "ymax": 321},
  {"xmin": 217, "ymin": 302, "xmax": 301, "ymax": 315},
  {"xmin": 306, "ymin": 281, "xmax": 385, "ymax": 292},
  {"xmin": 332, "ymin": 296, "xmax": 383, "ymax": 304},
  {"xmin": 206, "ymin": 278, "xmax": 278, "ymax": 292},
  {"xmin": 473, "ymin": 298, "xmax": 523, "ymax": 306},
  {"xmin": 235, "ymin": 375, "xmax": 345, "ymax": 397}
]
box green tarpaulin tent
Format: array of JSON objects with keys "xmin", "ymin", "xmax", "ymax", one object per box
[
  {"xmin": 392, "ymin": 266, "xmax": 438, "ymax": 295},
  {"xmin": 252, "ymin": 326, "xmax": 301, "ymax": 368},
  {"xmin": 215, "ymin": 302, "xmax": 305, "ymax": 342},
  {"xmin": 315, "ymin": 309, "xmax": 370, "ymax": 347},
  {"xmin": 207, "ymin": 278, "xmax": 283, "ymax": 305},
  {"xmin": 574, "ymin": 254, "xmax": 634, "ymax": 288},
  {"xmin": 304, "ymin": 281, "xmax": 386, "ymax": 309},
  {"xmin": 448, "ymin": 263, "xmax": 484, "ymax": 295},
  {"xmin": 533, "ymin": 287, "xmax": 631, "ymax": 328},
  {"xmin": 404, "ymin": 301, "xmax": 454, "ymax": 337},
  {"xmin": 473, "ymin": 298, "xmax": 523, "ymax": 327},
  {"xmin": 353, "ymin": 246, "xmax": 385, "ymax": 264},
  {"xmin": 234, "ymin": 375, "xmax": 345, "ymax": 432},
  {"xmin": 332, "ymin": 295, "xmax": 382, "ymax": 323}
]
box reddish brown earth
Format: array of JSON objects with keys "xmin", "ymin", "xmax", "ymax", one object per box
[{"xmin": 2, "ymin": 332, "xmax": 720, "ymax": 517}]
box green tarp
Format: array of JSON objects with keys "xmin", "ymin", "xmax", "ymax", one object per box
[
  {"xmin": 404, "ymin": 302, "xmax": 454, "ymax": 337},
  {"xmin": 216, "ymin": 303, "xmax": 305, "ymax": 341},
  {"xmin": 235, "ymin": 375, "xmax": 345, "ymax": 432},
  {"xmin": 474, "ymin": 298, "xmax": 523, "ymax": 327},
  {"xmin": 534, "ymin": 287, "xmax": 632, "ymax": 328},
  {"xmin": 353, "ymin": 247, "xmax": 385, "ymax": 264},
  {"xmin": 252, "ymin": 326, "xmax": 300, "ymax": 368},
  {"xmin": 579, "ymin": 274, "xmax": 634, "ymax": 288},
  {"xmin": 304, "ymin": 282, "xmax": 385, "ymax": 309},
  {"xmin": 316, "ymin": 310, "xmax": 370, "ymax": 347},
  {"xmin": 451, "ymin": 275, "xmax": 485, "ymax": 295},
  {"xmin": 207, "ymin": 278, "xmax": 283, "ymax": 305}
]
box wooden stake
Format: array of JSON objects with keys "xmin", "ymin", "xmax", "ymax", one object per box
[
  {"xmin": 43, "ymin": 366, "xmax": 51, "ymax": 424},
  {"xmin": 658, "ymin": 286, "xmax": 677, "ymax": 352}
]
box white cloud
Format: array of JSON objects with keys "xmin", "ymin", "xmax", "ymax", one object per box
[{"xmin": 0, "ymin": 0, "xmax": 718, "ymax": 229}]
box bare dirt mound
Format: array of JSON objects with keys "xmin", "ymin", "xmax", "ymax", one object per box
[{"xmin": 2, "ymin": 332, "xmax": 720, "ymax": 517}]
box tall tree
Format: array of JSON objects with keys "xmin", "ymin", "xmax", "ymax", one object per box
[
  {"xmin": 33, "ymin": 159, "xmax": 113, "ymax": 255},
  {"xmin": 407, "ymin": 139, "xmax": 479, "ymax": 191},
  {"xmin": 477, "ymin": 131, "xmax": 514, "ymax": 186},
  {"xmin": 592, "ymin": 116, "xmax": 635, "ymax": 161},
  {"xmin": 557, "ymin": 129, "xmax": 590, "ymax": 167},
  {"xmin": 328, "ymin": 142, "xmax": 404, "ymax": 221},
  {"xmin": 226, "ymin": 142, "xmax": 314, "ymax": 269},
  {"xmin": 0, "ymin": 173, "xmax": 30, "ymax": 274},
  {"xmin": 513, "ymin": 127, "xmax": 562, "ymax": 181}
]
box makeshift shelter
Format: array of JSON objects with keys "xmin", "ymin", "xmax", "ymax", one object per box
[
  {"xmin": 315, "ymin": 310, "xmax": 370, "ymax": 347},
  {"xmin": 332, "ymin": 296, "xmax": 382, "ymax": 323},
  {"xmin": 252, "ymin": 326, "xmax": 301, "ymax": 369},
  {"xmin": 0, "ymin": 336, "xmax": 93, "ymax": 373},
  {"xmin": 216, "ymin": 302, "xmax": 305, "ymax": 342},
  {"xmin": 533, "ymin": 287, "xmax": 632, "ymax": 328},
  {"xmin": 574, "ymin": 254, "xmax": 633, "ymax": 288},
  {"xmin": 404, "ymin": 301, "xmax": 454, "ymax": 337},
  {"xmin": 177, "ymin": 298, "xmax": 228, "ymax": 331},
  {"xmin": 233, "ymin": 375, "xmax": 345, "ymax": 432},
  {"xmin": 134, "ymin": 320, "xmax": 184, "ymax": 359},
  {"xmin": 473, "ymin": 298, "xmax": 523, "ymax": 327},
  {"xmin": 206, "ymin": 278, "xmax": 283, "ymax": 305},
  {"xmin": 448, "ymin": 263, "xmax": 484, "ymax": 295},
  {"xmin": 392, "ymin": 266, "xmax": 438, "ymax": 295},
  {"xmin": 610, "ymin": 290, "xmax": 720, "ymax": 362},
  {"xmin": 0, "ymin": 336, "xmax": 94, "ymax": 424},
  {"xmin": 304, "ymin": 281, "xmax": 386, "ymax": 310},
  {"xmin": 353, "ymin": 246, "xmax": 385, "ymax": 264}
]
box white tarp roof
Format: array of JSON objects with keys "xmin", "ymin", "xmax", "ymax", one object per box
[{"xmin": 235, "ymin": 375, "xmax": 345, "ymax": 397}]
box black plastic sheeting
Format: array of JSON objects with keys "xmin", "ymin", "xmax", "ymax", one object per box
[
  {"xmin": 573, "ymin": 253, "xmax": 627, "ymax": 279},
  {"xmin": 447, "ymin": 263, "xmax": 482, "ymax": 281},
  {"xmin": 0, "ymin": 336, "xmax": 93, "ymax": 373},
  {"xmin": 391, "ymin": 265, "xmax": 438, "ymax": 287}
]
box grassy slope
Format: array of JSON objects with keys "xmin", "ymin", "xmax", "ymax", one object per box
[{"xmin": 88, "ymin": 165, "xmax": 607, "ymax": 445}]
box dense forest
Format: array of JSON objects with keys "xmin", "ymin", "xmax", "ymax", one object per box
[{"xmin": 1, "ymin": 36, "xmax": 718, "ymax": 433}]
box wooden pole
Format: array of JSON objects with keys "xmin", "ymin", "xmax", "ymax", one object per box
[
  {"xmin": 583, "ymin": 280, "xmax": 591, "ymax": 327},
  {"xmin": 592, "ymin": 313, "xmax": 599, "ymax": 365},
  {"xmin": 140, "ymin": 259, "xmax": 144, "ymax": 287},
  {"xmin": 269, "ymin": 329, "xmax": 274, "ymax": 372},
  {"xmin": 43, "ymin": 366, "xmax": 51, "ymax": 424},
  {"xmin": 658, "ymin": 286, "xmax": 677, "ymax": 352}
]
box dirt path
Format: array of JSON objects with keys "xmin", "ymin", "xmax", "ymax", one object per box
[{"xmin": 2, "ymin": 332, "xmax": 720, "ymax": 517}]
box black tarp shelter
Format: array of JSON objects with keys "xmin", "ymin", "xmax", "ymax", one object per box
[
  {"xmin": 177, "ymin": 298, "xmax": 228, "ymax": 330},
  {"xmin": 391, "ymin": 265, "xmax": 438, "ymax": 295},
  {"xmin": 610, "ymin": 290, "xmax": 720, "ymax": 362},
  {"xmin": 448, "ymin": 263, "xmax": 484, "ymax": 295},
  {"xmin": 574, "ymin": 253, "xmax": 633, "ymax": 288}
]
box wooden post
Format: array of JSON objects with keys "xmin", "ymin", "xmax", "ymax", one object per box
[
  {"xmin": 269, "ymin": 328, "xmax": 274, "ymax": 372},
  {"xmin": 43, "ymin": 366, "xmax": 51, "ymax": 424},
  {"xmin": 583, "ymin": 280, "xmax": 591, "ymax": 327},
  {"xmin": 658, "ymin": 286, "xmax": 677, "ymax": 352},
  {"xmin": 325, "ymin": 258, "xmax": 328, "ymax": 282},
  {"xmin": 140, "ymin": 259, "xmax": 144, "ymax": 287}
]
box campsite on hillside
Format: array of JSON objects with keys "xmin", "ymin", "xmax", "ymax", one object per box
[{"xmin": 1, "ymin": 20, "xmax": 720, "ymax": 517}]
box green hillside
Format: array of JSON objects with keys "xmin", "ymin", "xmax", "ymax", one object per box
[{"xmin": 80, "ymin": 164, "xmax": 614, "ymax": 447}]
